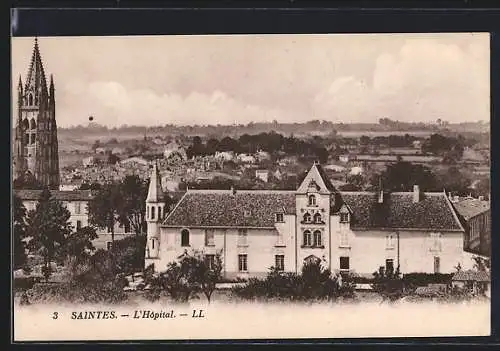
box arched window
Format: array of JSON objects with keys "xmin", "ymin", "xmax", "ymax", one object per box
[
  {"xmin": 303, "ymin": 230, "xmax": 312, "ymax": 247},
  {"xmin": 28, "ymin": 94, "xmax": 33, "ymax": 106},
  {"xmin": 30, "ymin": 133, "xmax": 36, "ymax": 145},
  {"xmin": 303, "ymin": 212, "xmax": 312, "ymax": 223},
  {"xmin": 308, "ymin": 194, "xmax": 316, "ymax": 206},
  {"xmin": 34, "ymin": 94, "xmax": 39, "ymax": 106},
  {"xmin": 181, "ymin": 229, "xmax": 190, "ymax": 247},
  {"xmin": 313, "ymin": 213, "xmax": 322, "ymax": 224},
  {"xmin": 30, "ymin": 118, "xmax": 36, "ymax": 130},
  {"xmin": 313, "ymin": 230, "xmax": 322, "ymax": 247},
  {"xmin": 151, "ymin": 206, "xmax": 155, "ymax": 220},
  {"xmin": 22, "ymin": 119, "xmax": 29, "ymax": 130}
]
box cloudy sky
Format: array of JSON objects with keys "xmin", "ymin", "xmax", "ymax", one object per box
[{"xmin": 11, "ymin": 33, "xmax": 489, "ymax": 128}]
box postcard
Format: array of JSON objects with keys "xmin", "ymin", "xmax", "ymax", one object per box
[{"xmin": 12, "ymin": 32, "xmax": 491, "ymax": 341}]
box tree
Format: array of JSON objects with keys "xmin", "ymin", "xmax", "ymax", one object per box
[
  {"xmin": 59, "ymin": 226, "xmax": 98, "ymax": 264},
  {"xmin": 378, "ymin": 161, "xmax": 437, "ymax": 191},
  {"xmin": 118, "ymin": 175, "xmax": 148, "ymax": 238},
  {"xmin": 88, "ymin": 183, "xmax": 122, "ymax": 246},
  {"xmin": 371, "ymin": 265, "xmax": 404, "ymax": 303},
  {"xmin": 191, "ymin": 251, "xmax": 223, "ymax": 303},
  {"xmin": 26, "ymin": 188, "xmax": 72, "ymax": 281},
  {"xmin": 472, "ymin": 256, "xmax": 490, "ymax": 272},
  {"xmin": 108, "ymin": 153, "xmax": 120, "ymax": 165},
  {"xmin": 13, "ymin": 194, "xmax": 28, "ymax": 269},
  {"xmin": 13, "ymin": 172, "xmax": 43, "ymax": 190}
]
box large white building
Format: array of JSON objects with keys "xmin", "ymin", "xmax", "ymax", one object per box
[{"xmin": 145, "ymin": 163, "xmax": 473, "ymax": 279}]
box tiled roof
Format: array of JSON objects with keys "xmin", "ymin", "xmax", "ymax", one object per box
[
  {"xmin": 163, "ymin": 190, "xmax": 296, "ymax": 228},
  {"xmin": 14, "ymin": 189, "xmax": 94, "ymax": 202},
  {"xmin": 452, "ymin": 198, "xmax": 490, "ymax": 221},
  {"xmin": 163, "ymin": 189, "xmax": 463, "ymax": 232},
  {"xmin": 339, "ymin": 192, "xmax": 463, "ymax": 231},
  {"xmin": 452, "ymin": 270, "xmax": 490, "ymax": 282}
]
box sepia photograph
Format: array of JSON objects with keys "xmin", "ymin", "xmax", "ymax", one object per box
[{"xmin": 12, "ymin": 32, "xmax": 491, "ymax": 341}]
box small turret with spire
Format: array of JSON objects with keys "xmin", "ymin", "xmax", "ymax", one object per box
[{"xmin": 145, "ymin": 160, "xmax": 166, "ymax": 265}]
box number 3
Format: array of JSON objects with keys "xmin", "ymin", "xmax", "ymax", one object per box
[{"xmin": 52, "ymin": 312, "xmax": 58, "ymax": 320}]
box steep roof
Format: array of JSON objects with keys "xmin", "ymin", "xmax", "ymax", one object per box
[
  {"xmin": 146, "ymin": 161, "xmax": 165, "ymax": 203},
  {"xmin": 25, "ymin": 38, "xmax": 48, "ymax": 96},
  {"xmin": 340, "ymin": 192, "xmax": 463, "ymax": 232},
  {"xmin": 163, "ymin": 190, "xmax": 296, "ymax": 228},
  {"xmin": 452, "ymin": 198, "xmax": 490, "ymax": 221},
  {"xmin": 162, "ymin": 189, "xmax": 463, "ymax": 232},
  {"xmin": 14, "ymin": 189, "xmax": 93, "ymax": 202}
]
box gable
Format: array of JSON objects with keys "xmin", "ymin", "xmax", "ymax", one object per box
[{"xmin": 297, "ymin": 163, "xmax": 336, "ymax": 194}]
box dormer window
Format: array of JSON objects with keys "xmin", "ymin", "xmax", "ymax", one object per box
[
  {"xmin": 340, "ymin": 213, "xmax": 349, "ymax": 223},
  {"xmin": 275, "ymin": 213, "xmax": 284, "ymax": 223},
  {"xmin": 313, "ymin": 213, "xmax": 323, "ymax": 224},
  {"xmin": 303, "ymin": 212, "xmax": 312, "ymax": 223},
  {"xmin": 308, "ymin": 194, "xmax": 317, "ymax": 206}
]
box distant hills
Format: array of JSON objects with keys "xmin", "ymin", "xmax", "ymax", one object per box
[{"xmin": 55, "ymin": 119, "xmax": 490, "ymax": 138}]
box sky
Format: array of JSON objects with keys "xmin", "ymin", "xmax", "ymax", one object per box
[{"xmin": 11, "ymin": 33, "xmax": 490, "ymax": 128}]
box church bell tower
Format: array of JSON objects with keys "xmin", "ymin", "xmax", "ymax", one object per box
[{"xmin": 14, "ymin": 37, "xmax": 60, "ymax": 189}]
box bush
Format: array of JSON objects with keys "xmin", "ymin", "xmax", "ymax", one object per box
[
  {"xmin": 232, "ymin": 262, "xmax": 356, "ymax": 302},
  {"xmin": 402, "ymin": 273, "xmax": 453, "ymax": 290},
  {"xmin": 27, "ymin": 281, "xmax": 128, "ymax": 305},
  {"xmin": 14, "ymin": 276, "xmax": 42, "ymax": 291}
]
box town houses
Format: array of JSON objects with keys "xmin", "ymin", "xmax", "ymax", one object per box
[{"xmin": 144, "ymin": 162, "xmax": 482, "ymax": 279}]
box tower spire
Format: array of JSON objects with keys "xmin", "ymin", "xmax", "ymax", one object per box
[
  {"xmin": 146, "ymin": 160, "xmax": 165, "ymax": 203},
  {"xmin": 25, "ymin": 36, "xmax": 48, "ymax": 96}
]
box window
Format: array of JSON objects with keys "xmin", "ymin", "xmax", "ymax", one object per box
[
  {"xmin": 303, "ymin": 213, "xmax": 312, "ymax": 223},
  {"xmin": 303, "ymin": 230, "xmax": 312, "ymax": 247},
  {"xmin": 308, "ymin": 194, "xmax": 316, "ymax": 206},
  {"xmin": 76, "ymin": 220, "xmax": 82, "ymax": 231},
  {"xmin": 205, "ymin": 229, "xmax": 215, "ymax": 246},
  {"xmin": 340, "ymin": 213, "xmax": 349, "ymax": 223},
  {"xmin": 205, "ymin": 254, "xmax": 215, "ymax": 270},
  {"xmin": 385, "ymin": 259, "xmax": 394, "ymax": 274},
  {"xmin": 25, "ymin": 133, "xmax": 29, "ymax": 144},
  {"xmin": 151, "ymin": 238, "xmax": 155, "ymax": 250},
  {"xmin": 238, "ymin": 254, "xmax": 248, "ymax": 272},
  {"xmin": 124, "ymin": 221, "xmax": 131, "ymax": 233},
  {"xmin": 181, "ymin": 229, "xmax": 190, "ymax": 247},
  {"xmin": 434, "ymin": 256, "xmax": 441, "ymax": 273},
  {"xmin": 313, "ymin": 213, "xmax": 322, "ymax": 224},
  {"xmin": 243, "ymin": 210, "xmax": 251, "ymax": 218},
  {"xmin": 340, "ymin": 256, "xmax": 350, "ymax": 270},
  {"xmin": 313, "ymin": 230, "xmax": 322, "ymax": 247},
  {"xmin": 28, "ymin": 94, "xmax": 33, "ymax": 106},
  {"xmin": 146, "ymin": 206, "xmax": 149, "ymax": 219},
  {"xmin": 75, "ymin": 202, "xmax": 81, "ymax": 214},
  {"xmin": 431, "ymin": 233, "xmax": 442, "ymax": 251},
  {"xmin": 238, "ymin": 229, "xmax": 248, "ymax": 246},
  {"xmin": 275, "ymin": 213, "xmax": 284, "ymax": 223},
  {"xmin": 30, "ymin": 133, "xmax": 36, "ymax": 145},
  {"xmin": 107, "ymin": 226, "xmax": 112, "ymax": 233},
  {"xmin": 106, "ymin": 242, "xmax": 112, "ymax": 250},
  {"xmin": 151, "ymin": 206, "xmax": 156, "ymax": 220},
  {"xmin": 275, "ymin": 255, "xmax": 285, "ymax": 271},
  {"xmin": 386, "ymin": 234, "xmax": 395, "ymax": 249},
  {"xmin": 158, "ymin": 206, "xmax": 162, "ymax": 220},
  {"xmin": 339, "ymin": 231, "xmax": 349, "ymax": 247}
]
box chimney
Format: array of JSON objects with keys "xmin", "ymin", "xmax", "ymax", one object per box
[{"xmin": 413, "ymin": 185, "xmax": 420, "ymax": 203}]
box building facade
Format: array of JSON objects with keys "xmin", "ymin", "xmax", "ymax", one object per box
[
  {"xmin": 145, "ymin": 163, "xmax": 471, "ymax": 278},
  {"xmin": 452, "ymin": 197, "xmax": 491, "ymax": 257},
  {"xmin": 14, "ymin": 189, "xmax": 134, "ymax": 251},
  {"xmin": 14, "ymin": 38, "xmax": 60, "ymax": 189}
]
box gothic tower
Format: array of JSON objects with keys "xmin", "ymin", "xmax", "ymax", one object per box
[{"xmin": 14, "ymin": 38, "xmax": 60, "ymax": 189}]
